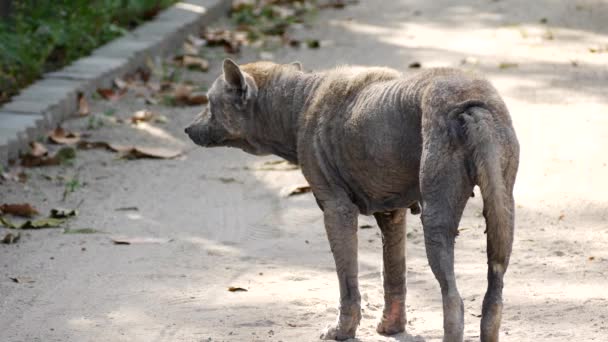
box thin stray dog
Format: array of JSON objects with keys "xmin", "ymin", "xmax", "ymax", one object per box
[{"xmin": 185, "ymin": 59, "xmax": 520, "ymax": 342}]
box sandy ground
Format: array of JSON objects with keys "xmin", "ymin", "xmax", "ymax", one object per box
[{"xmin": 2, "ymin": 0, "xmax": 608, "ymax": 341}]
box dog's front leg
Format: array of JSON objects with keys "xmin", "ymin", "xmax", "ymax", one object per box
[{"xmin": 319, "ymin": 200, "xmax": 361, "ymax": 341}]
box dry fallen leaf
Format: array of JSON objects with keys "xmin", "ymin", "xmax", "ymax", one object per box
[
  {"xmin": 48, "ymin": 127, "xmax": 80, "ymax": 145},
  {"xmin": 187, "ymin": 92, "xmax": 209, "ymax": 105},
  {"xmin": 97, "ymin": 88, "xmax": 127, "ymax": 101},
  {"xmin": 0, "ymin": 203, "xmax": 39, "ymax": 218},
  {"xmin": 228, "ymin": 286, "xmax": 248, "ymax": 292},
  {"xmin": 76, "ymin": 140, "xmax": 112, "ymax": 150},
  {"xmin": 114, "ymin": 206, "xmax": 139, "ymax": 211},
  {"xmin": 0, "ymin": 216, "xmax": 65, "ymax": 229},
  {"xmin": 50, "ymin": 208, "xmax": 78, "ymax": 219},
  {"xmin": 78, "ymin": 95, "xmax": 90, "ymax": 116},
  {"xmin": 30, "ymin": 141, "xmax": 48, "ymax": 157},
  {"xmin": 108, "ymin": 144, "xmax": 183, "ymax": 159},
  {"xmin": 286, "ymin": 185, "xmax": 312, "ymax": 196},
  {"xmin": 21, "ymin": 147, "xmax": 76, "ymax": 167},
  {"xmin": 130, "ymin": 110, "xmax": 166, "ymax": 124},
  {"xmin": 1, "ymin": 232, "xmax": 20, "ymax": 244},
  {"xmin": 498, "ymin": 62, "xmax": 518, "ymax": 69},
  {"xmin": 114, "ymin": 77, "xmax": 128, "ymax": 90},
  {"xmin": 202, "ymin": 29, "xmax": 242, "ymax": 54},
  {"xmin": 180, "ymin": 55, "xmax": 210, "ymax": 71},
  {"xmin": 173, "ymin": 84, "xmax": 193, "ymax": 101},
  {"xmin": 111, "ymin": 236, "xmax": 171, "ymax": 245},
  {"xmin": 182, "ymin": 42, "xmax": 200, "ymax": 55},
  {"xmin": 9, "ymin": 276, "xmax": 35, "ymax": 284},
  {"xmin": 408, "ymin": 61, "xmax": 421, "ymax": 69},
  {"xmin": 1, "ymin": 168, "xmax": 28, "ymax": 183}
]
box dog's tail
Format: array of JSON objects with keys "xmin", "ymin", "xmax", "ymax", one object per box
[{"xmin": 452, "ymin": 101, "xmax": 516, "ymax": 265}]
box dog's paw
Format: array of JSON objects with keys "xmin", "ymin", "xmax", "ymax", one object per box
[
  {"xmin": 376, "ymin": 300, "xmax": 406, "ymax": 336},
  {"xmin": 376, "ymin": 316, "xmax": 406, "ymax": 336},
  {"xmin": 320, "ymin": 324, "xmax": 355, "ymax": 341}
]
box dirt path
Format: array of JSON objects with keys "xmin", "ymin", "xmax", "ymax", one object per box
[{"xmin": 1, "ymin": 1, "xmax": 608, "ymax": 341}]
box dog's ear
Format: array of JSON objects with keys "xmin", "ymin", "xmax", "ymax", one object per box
[
  {"xmin": 290, "ymin": 61, "xmax": 303, "ymax": 71},
  {"xmin": 223, "ymin": 58, "xmax": 246, "ymax": 90}
]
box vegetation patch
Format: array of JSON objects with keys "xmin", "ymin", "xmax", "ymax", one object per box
[{"xmin": 0, "ymin": 0, "xmax": 176, "ymax": 104}]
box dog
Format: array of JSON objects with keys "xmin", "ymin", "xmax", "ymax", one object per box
[{"xmin": 185, "ymin": 59, "xmax": 519, "ymax": 342}]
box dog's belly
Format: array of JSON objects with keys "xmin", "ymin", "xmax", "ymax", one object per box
[{"xmin": 338, "ymin": 101, "xmax": 422, "ymax": 215}]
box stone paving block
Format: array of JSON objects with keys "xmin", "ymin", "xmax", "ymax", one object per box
[
  {"xmin": 46, "ymin": 55, "xmax": 130, "ymax": 94},
  {"xmin": 1, "ymin": 100, "xmax": 50, "ymax": 114},
  {"xmin": 0, "ymin": 0, "xmax": 232, "ymax": 166},
  {"xmin": 47, "ymin": 56, "xmax": 126, "ymax": 81},
  {"xmin": 94, "ymin": 38, "xmax": 156, "ymax": 60},
  {"xmin": 0, "ymin": 112, "xmax": 46, "ymax": 162},
  {"xmin": 156, "ymin": 5, "xmax": 201, "ymax": 23},
  {"xmin": 11, "ymin": 78, "xmax": 82, "ymax": 102}
]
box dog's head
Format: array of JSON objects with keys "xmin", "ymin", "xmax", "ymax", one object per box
[{"xmin": 184, "ymin": 58, "xmax": 303, "ymax": 155}]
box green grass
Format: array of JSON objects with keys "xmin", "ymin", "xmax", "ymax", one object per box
[{"xmin": 0, "ymin": 0, "xmax": 175, "ymax": 104}]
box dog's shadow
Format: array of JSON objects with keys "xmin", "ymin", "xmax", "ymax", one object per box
[{"xmin": 347, "ymin": 332, "xmax": 427, "ymax": 342}]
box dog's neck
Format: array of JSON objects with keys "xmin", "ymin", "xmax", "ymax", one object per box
[{"xmin": 247, "ymin": 71, "xmax": 322, "ymax": 164}]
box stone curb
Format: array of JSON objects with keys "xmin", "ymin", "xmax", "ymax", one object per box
[{"xmin": 0, "ymin": 0, "xmax": 232, "ymax": 167}]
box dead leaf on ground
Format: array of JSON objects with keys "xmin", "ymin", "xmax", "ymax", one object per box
[
  {"xmin": 202, "ymin": 29, "xmax": 242, "ymax": 54},
  {"xmin": 130, "ymin": 110, "xmax": 167, "ymax": 124},
  {"xmin": 64, "ymin": 228, "xmax": 101, "ymax": 234},
  {"xmin": 187, "ymin": 92, "xmax": 209, "ymax": 105},
  {"xmin": 408, "ymin": 61, "xmax": 421, "ymax": 69},
  {"xmin": 50, "ymin": 208, "xmax": 78, "ymax": 219},
  {"xmin": 30, "ymin": 141, "xmax": 48, "ymax": 157},
  {"xmin": 0, "ymin": 216, "xmax": 65, "ymax": 229},
  {"xmin": 48, "ymin": 127, "xmax": 80, "ymax": 145},
  {"xmin": 114, "ymin": 206, "xmax": 139, "ymax": 211},
  {"xmin": 78, "ymin": 95, "xmax": 90, "ymax": 116},
  {"xmin": 319, "ymin": 0, "xmax": 357, "ymax": 9},
  {"xmin": 97, "ymin": 88, "xmax": 127, "ymax": 101},
  {"xmin": 1, "ymin": 232, "xmax": 20, "ymax": 244},
  {"xmin": 114, "ymin": 77, "xmax": 128, "ymax": 90},
  {"xmin": 588, "ymin": 45, "xmax": 607, "ymax": 53},
  {"xmin": 187, "ymin": 34, "xmax": 207, "ymax": 48},
  {"xmin": 285, "ymin": 185, "xmax": 312, "ymax": 196},
  {"xmin": 173, "ymin": 55, "xmax": 210, "ymax": 72},
  {"xmin": 168, "ymin": 85, "xmax": 208, "ymax": 106},
  {"xmin": 1, "ymin": 169, "xmax": 28, "ymax": 183},
  {"xmin": 498, "ymin": 62, "xmax": 518, "ymax": 69},
  {"xmin": 9, "ymin": 276, "xmax": 35, "ymax": 284},
  {"xmin": 173, "ymin": 84, "xmax": 193, "ymax": 101},
  {"xmin": 182, "ymin": 42, "xmax": 200, "ymax": 55},
  {"xmin": 0, "ymin": 203, "xmax": 39, "ymax": 218},
  {"xmin": 108, "ymin": 145, "xmax": 183, "ymax": 159},
  {"xmin": 21, "ymin": 144, "xmax": 76, "ymax": 168},
  {"xmin": 76, "ymin": 140, "xmax": 180, "ymax": 159},
  {"xmin": 111, "ymin": 236, "xmax": 171, "ymax": 245},
  {"xmin": 228, "ymin": 286, "xmax": 248, "ymax": 292},
  {"xmin": 253, "ymin": 160, "xmax": 299, "ymax": 171}
]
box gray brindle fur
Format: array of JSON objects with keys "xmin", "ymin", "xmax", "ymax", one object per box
[{"xmin": 185, "ymin": 59, "xmax": 519, "ymax": 341}]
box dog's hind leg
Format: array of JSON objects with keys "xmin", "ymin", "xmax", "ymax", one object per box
[
  {"xmin": 458, "ymin": 106, "xmax": 519, "ymax": 342},
  {"xmin": 419, "ymin": 137, "xmax": 474, "ymax": 342},
  {"xmin": 319, "ymin": 200, "xmax": 361, "ymax": 341},
  {"xmin": 374, "ymin": 208, "xmax": 407, "ymax": 335}
]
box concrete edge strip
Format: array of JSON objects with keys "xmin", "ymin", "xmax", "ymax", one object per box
[{"xmin": 0, "ymin": 0, "xmax": 232, "ymax": 167}]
